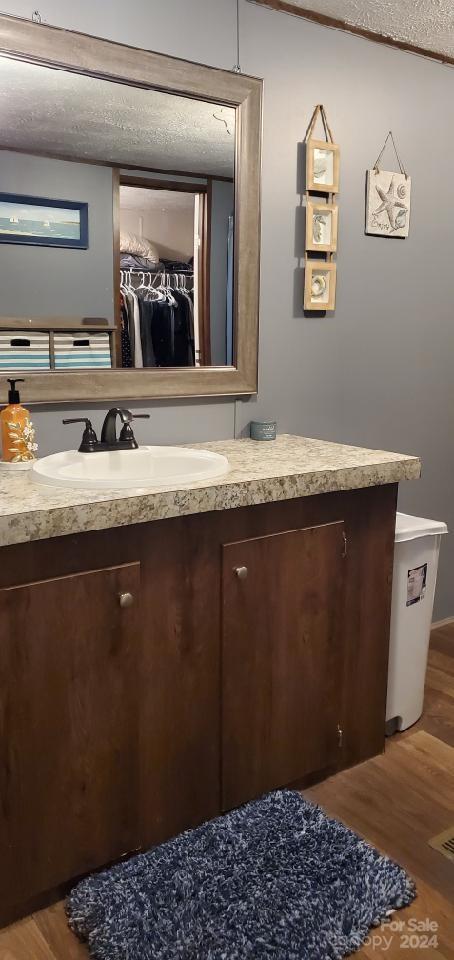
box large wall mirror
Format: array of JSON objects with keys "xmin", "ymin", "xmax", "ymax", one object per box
[{"xmin": 0, "ymin": 16, "xmax": 262, "ymax": 403}]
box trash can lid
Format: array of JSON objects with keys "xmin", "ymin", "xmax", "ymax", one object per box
[{"xmin": 395, "ymin": 512, "xmax": 448, "ymax": 543}]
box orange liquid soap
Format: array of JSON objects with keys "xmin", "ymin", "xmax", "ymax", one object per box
[{"xmin": 0, "ymin": 379, "xmax": 38, "ymax": 463}]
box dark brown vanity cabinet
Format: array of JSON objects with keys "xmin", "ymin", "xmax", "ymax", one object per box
[
  {"xmin": 0, "ymin": 484, "xmax": 397, "ymax": 925},
  {"xmin": 222, "ymin": 522, "xmax": 346, "ymax": 810},
  {"xmin": 0, "ymin": 562, "xmax": 143, "ymax": 918}
]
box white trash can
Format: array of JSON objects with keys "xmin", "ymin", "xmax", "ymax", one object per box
[{"xmin": 386, "ymin": 512, "xmax": 448, "ymax": 734}]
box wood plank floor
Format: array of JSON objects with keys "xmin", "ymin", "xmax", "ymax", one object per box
[{"xmin": 1, "ymin": 625, "xmax": 453, "ymax": 960}]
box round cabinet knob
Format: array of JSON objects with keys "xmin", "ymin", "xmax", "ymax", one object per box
[
  {"xmin": 234, "ymin": 566, "xmax": 248, "ymax": 581},
  {"xmin": 118, "ymin": 591, "xmax": 134, "ymax": 608}
]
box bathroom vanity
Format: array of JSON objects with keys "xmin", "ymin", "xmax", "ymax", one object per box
[
  {"xmin": 0, "ymin": 435, "xmax": 420, "ymax": 924},
  {"xmin": 0, "ymin": 12, "xmax": 421, "ymax": 929}
]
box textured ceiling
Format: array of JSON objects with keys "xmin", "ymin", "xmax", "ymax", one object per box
[
  {"xmin": 252, "ymin": 0, "xmax": 454, "ymax": 59},
  {"xmin": 0, "ymin": 56, "xmax": 235, "ymax": 178},
  {"xmin": 120, "ymin": 186, "xmax": 195, "ymax": 212}
]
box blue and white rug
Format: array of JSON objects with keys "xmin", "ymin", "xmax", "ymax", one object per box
[{"xmin": 67, "ymin": 789, "xmax": 416, "ymax": 959}]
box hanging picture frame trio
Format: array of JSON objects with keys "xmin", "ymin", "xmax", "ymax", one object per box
[{"xmin": 304, "ymin": 104, "xmax": 339, "ymax": 312}]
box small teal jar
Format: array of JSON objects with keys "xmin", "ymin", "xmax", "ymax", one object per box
[{"xmin": 250, "ymin": 420, "xmax": 277, "ymax": 441}]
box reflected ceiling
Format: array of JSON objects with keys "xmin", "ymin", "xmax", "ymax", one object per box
[
  {"xmin": 120, "ymin": 186, "xmax": 196, "ymax": 211},
  {"xmin": 0, "ymin": 56, "xmax": 235, "ymax": 177}
]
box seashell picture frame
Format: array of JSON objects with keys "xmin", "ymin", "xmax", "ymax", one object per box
[
  {"xmin": 306, "ymin": 139, "xmax": 340, "ymax": 194},
  {"xmin": 306, "ymin": 201, "xmax": 339, "ymax": 253},
  {"xmin": 304, "ymin": 260, "xmax": 337, "ymax": 311}
]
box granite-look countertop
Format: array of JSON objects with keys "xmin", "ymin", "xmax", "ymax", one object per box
[{"xmin": 0, "ymin": 434, "xmax": 421, "ymax": 548}]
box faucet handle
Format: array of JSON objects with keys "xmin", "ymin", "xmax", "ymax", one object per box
[
  {"xmin": 62, "ymin": 417, "xmax": 98, "ymax": 453},
  {"xmin": 118, "ymin": 421, "xmax": 137, "ymax": 447},
  {"xmin": 118, "ymin": 413, "xmax": 150, "ymax": 447},
  {"xmin": 62, "ymin": 417, "xmax": 93, "ymax": 426}
]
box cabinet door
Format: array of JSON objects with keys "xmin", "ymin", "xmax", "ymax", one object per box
[
  {"xmin": 222, "ymin": 522, "xmax": 346, "ymax": 809},
  {"xmin": 0, "ymin": 562, "xmax": 140, "ymax": 917}
]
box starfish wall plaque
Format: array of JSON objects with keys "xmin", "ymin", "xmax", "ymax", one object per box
[{"xmin": 365, "ymin": 168, "xmax": 411, "ymax": 238}]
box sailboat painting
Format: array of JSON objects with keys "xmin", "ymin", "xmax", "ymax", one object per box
[{"xmin": 0, "ymin": 193, "xmax": 88, "ymax": 248}]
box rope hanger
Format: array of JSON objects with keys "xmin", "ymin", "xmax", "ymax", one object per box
[
  {"xmin": 304, "ymin": 104, "xmax": 335, "ymax": 144},
  {"xmin": 373, "ymin": 130, "xmax": 408, "ymax": 178}
]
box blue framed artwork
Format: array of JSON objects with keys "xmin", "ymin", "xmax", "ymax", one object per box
[{"xmin": 0, "ymin": 193, "xmax": 88, "ymax": 248}]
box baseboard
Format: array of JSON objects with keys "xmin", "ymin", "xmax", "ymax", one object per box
[{"xmin": 431, "ymin": 616, "xmax": 454, "ymax": 630}]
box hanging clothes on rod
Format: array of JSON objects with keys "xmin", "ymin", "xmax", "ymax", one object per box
[
  {"xmin": 120, "ymin": 270, "xmax": 195, "ymax": 369},
  {"xmin": 120, "ymin": 271, "xmax": 142, "ymax": 369}
]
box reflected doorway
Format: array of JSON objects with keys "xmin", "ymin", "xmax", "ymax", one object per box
[{"xmin": 117, "ymin": 176, "xmax": 211, "ymax": 368}]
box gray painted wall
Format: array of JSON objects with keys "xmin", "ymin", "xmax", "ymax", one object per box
[
  {"xmin": 0, "ymin": 151, "xmax": 114, "ymax": 320},
  {"xmin": 4, "ymin": 0, "xmax": 454, "ymax": 618},
  {"xmin": 210, "ymin": 180, "xmax": 234, "ymax": 366}
]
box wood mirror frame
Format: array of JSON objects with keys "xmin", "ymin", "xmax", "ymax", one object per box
[{"xmin": 0, "ymin": 15, "xmax": 262, "ymax": 404}]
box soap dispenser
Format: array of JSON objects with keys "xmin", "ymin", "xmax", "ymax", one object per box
[{"xmin": 0, "ymin": 378, "xmax": 38, "ymax": 466}]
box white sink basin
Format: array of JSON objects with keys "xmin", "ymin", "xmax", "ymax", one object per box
[{"xmin": 31, "ymin": 446, "xmax": 229, "ymax": 490}]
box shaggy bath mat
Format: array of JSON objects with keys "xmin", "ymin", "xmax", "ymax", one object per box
[{"xmin": 67, "ymin": 789, "xmax": 415, "ymax": 960}]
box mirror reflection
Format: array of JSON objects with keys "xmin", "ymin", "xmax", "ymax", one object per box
[{"xmin": 0, "ymin": 56, "xmax": 236, "ymax": 373}]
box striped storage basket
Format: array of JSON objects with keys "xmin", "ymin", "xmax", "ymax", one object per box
[
  {"xmin": 54, "ymin": 332, "xmax": 112, "ymax": 369},
  {"xmin": 0, "ymin": 331, "xmax": 50, "ymax": 370}
]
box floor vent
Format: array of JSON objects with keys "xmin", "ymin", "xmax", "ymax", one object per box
[{"xmin": 429, "ymin": 827, "xmax": 454, "ymax": 862}]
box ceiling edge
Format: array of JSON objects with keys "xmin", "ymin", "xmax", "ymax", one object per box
[{"xmin": 247, "ymin": 0, "xmax": 454, "ymax": 67}]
